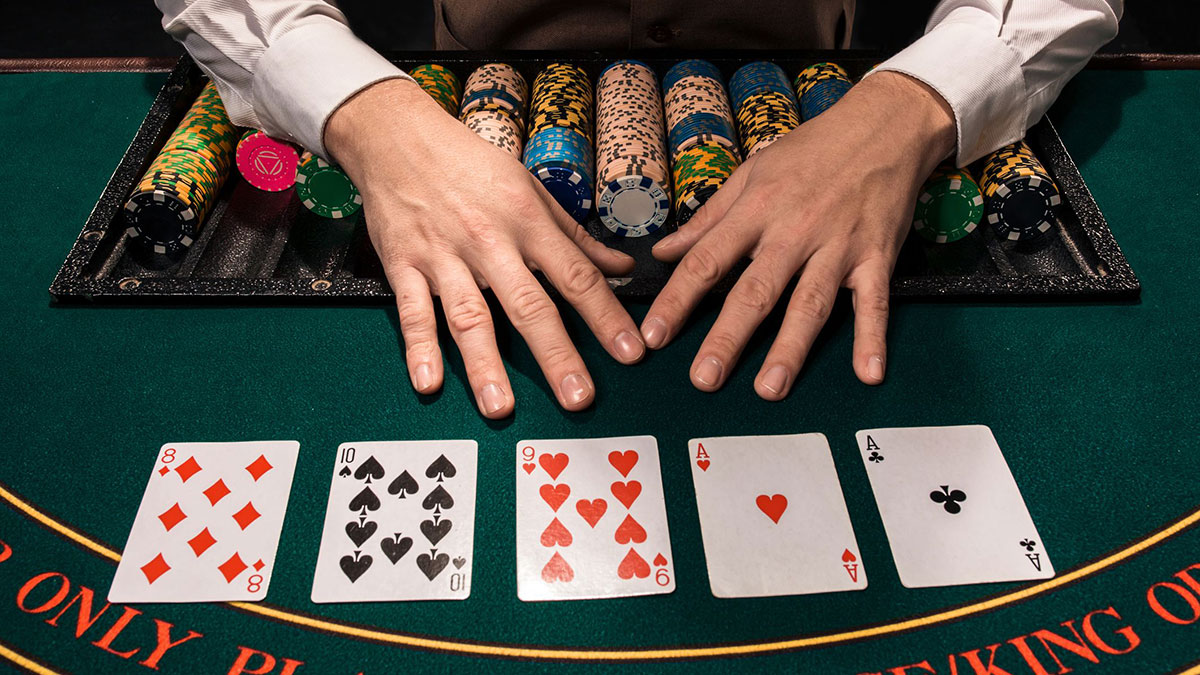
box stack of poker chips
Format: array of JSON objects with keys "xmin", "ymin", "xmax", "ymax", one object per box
[
  {"xmin": 794, "ymin": 62, "xmax": 853, "ymax": 121},
  {"xmin": 662, "ymin": 60, "xmax": 741, "ymax": 225},
  {"xmin": 459, "ymin": 63, "xmax": 528, "ymax": 160},
  {"xmin": 294, "ymin": 152, "xmax": 362, "ymax": 219},
  {"xmin": 912, "ymin": 163, "xmax": 985, "ymax": 244},
  {"xmin": 236, "ymin": 130, "xmax": 300, "ymax": 192},
  {"xmin": 978, "ymin": 141, "xmax": 1062, "ymax": 242},
  {"xmin": 124, "ymin": 81, "xmax": 239, "ymax": 256},
  {"xmin": 409, "ymin": 63, "xmax": 462, "ymax": 116},
  {"xmin": 729, "ymin": 62, "xmax": 800, "ymax": 158},
  {"xmin": 523, "ymin": 63, "xmax": 595, "ymax": 223},
  {"xmin": 595, "ymin": 60, "xmax": 672, "ymax": 238}
]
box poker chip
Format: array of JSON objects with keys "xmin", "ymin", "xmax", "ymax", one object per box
[
  {"xmin": 123, "ymin": 80, "xmax": 238, "ymax": 257},
  {"xmin": 523, "ymin": 63, "xmax": 595, "ymax": 222},
  {"xmin": 460, "ymin": 64, "xmax": 530, "ymax": 158},
  {"xmin": 294, "ymin": 152, "xmax": 362, "ymax": 219},
  {"xmin": 595, "ymin": 60, "xmax": 672, "ymax": 237},
  {"xmin": 793, "ymin": 62, "xmax": 853, "ymax": 121},
  {"xmin": 597, "ymin": 174, "xmax": 671, "ymax": 237},
  {"xmin": 662, "ymin": 60, "xmax": 742, "ymax": 224},
  {"xmin": 409, "ymin": 63, "xmax": 462, "ymax": 116},
  {"xmin": 978, "ymin": 141, "xmax": 1062, "ymax": 242},
  {"xmin": 235, "ymin": 130, "xmax": 299, "ymax": 192},
  {"xmin": 912, "ymin": 164, "xmax": 984, "ymax": 244},
  {"xmin": 730, "ymin": 63, "xmax": 800, "ymax": 158}
]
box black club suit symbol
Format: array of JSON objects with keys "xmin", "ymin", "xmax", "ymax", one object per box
[
  {"xmin": 930, "ymin": 485, "xmax": 967, "ymax": 514},
  {"xmin": 868, "ymin": 452, "xmax": 884, "ymax": 463},
  {"xmin": 1020, "ymin": 539, "xmax": 1037, "ymax": 551}
]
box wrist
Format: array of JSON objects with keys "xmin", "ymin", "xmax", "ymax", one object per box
[
  {"xmin": 324, "ymin": 77, "xmax": 442, "ymax": 171},
  {"xmin": 849, "ymin": 71, "xmax": 957, "ymax": 169}
]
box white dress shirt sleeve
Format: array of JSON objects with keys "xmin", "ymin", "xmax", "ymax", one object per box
[
  {"xmin": 156, "ymin": 0, "xmax": 413, "ymax": 158},
  {"xmin": 875, "ymin": 0, "xmax": 1122, "ymax": 165}
]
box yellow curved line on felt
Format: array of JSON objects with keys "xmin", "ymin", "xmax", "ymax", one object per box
[
  {"xmin": 1174, "ymin": 665, "xmax": 1200, "ymax": 675},
  {"xmin": 0, "ymin": 485, "xmax": 119, "ymax": 563},
  {"xmin": 0, "ymin": 641, "xmax": 64, "ymax": 675},
  {"xmin": 3, "ymin": 483, "xmax": 1199, "ymax": 660}
]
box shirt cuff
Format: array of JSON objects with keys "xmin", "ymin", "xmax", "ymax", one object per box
[
  {"xmin": 253, "ymin": 20, "xmax": 411, "ymax": 159},
  {"xmin": 872, "ymin": 20, "xmax": 1028, "ymax": 166}
]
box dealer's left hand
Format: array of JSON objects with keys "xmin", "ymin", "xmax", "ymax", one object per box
[{"xmin": 641, "ymin": 72, "xmax": 957, "ymax": 399}]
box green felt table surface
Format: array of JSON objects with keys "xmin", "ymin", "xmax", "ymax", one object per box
[{"xmin": 0, "ymin": 68, "xmax": 1199, "ymax": 674}]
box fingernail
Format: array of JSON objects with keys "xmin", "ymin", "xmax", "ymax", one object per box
[
  {"xmin": 614, "ymin": 330, "xmax": 645, "ymax": 363},
  {"xmin": 642, "ymin": 317, "xmax": 669, "ymax": 349},
  {"xmin": 652, "ymin": 232, "xmax": 678, "ymax": 251},
  {"xmin": 413, "ymin": 363, "xmax": 434, "ymax": 391},
  {"xmin": 761, "ymin": 365, "xmax": 789, "ymax": 395},
  {"xmin": 560, "ymin": 373, "xmax": 591, "ymax": 407},
  {"xmin": 694, "ymin": 356, "xmax": 724, "ymax": 387},
  {"xmin": 478, "ymin": 383, "xmax": 508, "ymax": 415},
  {"xmin": 868, "ymin": 355, "xmax": 885, "ymax": 382}
]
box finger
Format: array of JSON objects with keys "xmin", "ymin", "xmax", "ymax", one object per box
[
  {"xmin": 848, "ymin": 263, "xmax": 891, "ymax": 385},
  {"xmin": 651, "ymin": 163, "xmax": 750, "ymax": 262},
  {"xmin": 641, "ymin": 203, "xmax": 758, "ymax": 350},
  {"xmin": 529, "ymin": 232, "xmax": 646, "ymax": 365},
  {"xmin": 754, "ymin": 249, "xmax": 846, "ymax": 400},
  {"xmin": 689, "ymin": 250, "xmax": 798, "ymax": 392},
  {"xmin": 533, "ymin": 178, "xmax": 635, "ymax": 277},
  {"xmin": 482, "ymin": 249, "xmax": 597, "ymax": 411},
  {"xmin": 433, "ymin": 261, "xmax": 515, "ymax": 419},
  {"xmin": 392, "ymin": 266, "xmax": 444, "ymax": 394}
]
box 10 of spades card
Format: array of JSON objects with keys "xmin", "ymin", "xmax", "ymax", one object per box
[
  {"xmin": 311, "ymin": 440, "xmax": 478, "ymax": 602},
  {"xmin": 688, "ymin": 433, "xmax": 868, "ymax": 598},
  {"xmin": 109, "ymin": 441, "xmax": 301, "ymax": 603},
  {"xmin": 515, "ymin": 436, "xmax": 676, "ymax": 602},
  {"xmin": 856, "ymin": 425, "xmax": 1055, "ymax": 588}
]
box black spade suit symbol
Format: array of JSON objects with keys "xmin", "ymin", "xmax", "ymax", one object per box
[
  {"xmin": 354, "ymin": 456, "xmax": 385, "ymax": 483},
  {"xmin": 420, "ymin": 518, "xmax": 453, "ymax": 545},
  {"xmin": 422, "ymin": 485, "xmax": 454, "ymax": 511},
  {"xmin": 349, "ymin": 486, "xmax": 381, "ymax": 513},
  {"xmin": 381, "ymin": 535, "xmax": 413, "ymax": 564},
  {"xmin": 344, "ymin": 520, "xmax": 377, "ymax": 547},
  {"xmin": 387, "ymin": 470, "xmax": 419, "ymax": 499},
  {"xmin": 417, "ymin": 551, "xmax": 450, "ymax": 580}
]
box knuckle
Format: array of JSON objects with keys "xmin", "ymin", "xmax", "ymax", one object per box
[
  {"xmin": 790, "ymin": 285, "xmax": 832, "ymax": 322},
  {"xmin": 558, "ymin": 257, "xmax": 606, "ymax": 299},
  {"xmin": 704, "ymin": 332, "xmax": 741, "ymax": 358},
  {"xmin": 457, "ymin": 210, "xmax": 501, "ymax": 248},
  {"xmin": 507, "ymin": 282, "xmax": 557, "ymax": 327},
  {"xmin": 681, "ymin": 247, "xmax": 724, "ymax": 285},
  {"xmin": 444, "ymin": 297, "xmax": 493, "ymax": 335},
  {"xmin": 734, "ymin": 274, "xmax": 776, "ymax": 316}
]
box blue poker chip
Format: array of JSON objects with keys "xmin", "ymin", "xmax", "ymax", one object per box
[
  {"xmin": 596, "ymin": 175, "xmax": 671, "ymax": 237},
  {"xmin": 800, "ymin": 78, "xmax": 852, "ymax": 120},
  {"xmin": 729, "ymin": 62, "xmax": 792, "ymax": 109},
  {"xmin": 663, "ymin": 59, "xmax": 723, "ymax": 92},
  {"xmin": 669, "ymin": 113, "xmax": 738, "ymax": 157},
  {"xmin": 534, "ymin": 164, "xmax": 594, "ymax": 223}
]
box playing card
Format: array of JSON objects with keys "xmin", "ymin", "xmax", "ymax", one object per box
[
  {"xmin": 856, "ymin": 425, "xmax": 1054, "ymax": 588},
  {"xmin": 109, "ymin": 441, "xmax": 300, "ymax": 603},
  {"xmin": 311, "ymin": 440, "xmax": 477, "ymax": 603},
  {"xmin": 516, "ymin": 436, "xmax": 675, "ymax": 601},
  {"xmin": 689, "ymin": 434, "xmax": 867, "ymax": 598}
]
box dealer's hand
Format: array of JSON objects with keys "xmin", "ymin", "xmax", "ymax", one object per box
[
  {"xmin": 326, "ymin": 78, "xmax": 645, "ymax": 418},
  {"xmin": 642, "ymin": 72, "xmax": 956, "ymax": 399}
]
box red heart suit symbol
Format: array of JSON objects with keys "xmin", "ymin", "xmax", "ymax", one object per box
[
  {"xmin": 522, "ymin": 462, "xmax": 536, "ymax": 474},
  {"xmin": 540, "ymin": 518, "xmax": 573, "ymax": 547},
  {"xmin": 617, "ymin": 548, "xmax": 650, "ymax": 580},
  {"xmin": 610, "ymin": 481, "xmax": 642, "ymax": 509},
  {"xmin": 696, "ymin": 460, "xmax": 710, "ymax": 471},
  {"xmin": 653, "ymin": 553, "xmax": 668, "ymax": 567},
  {"xmin": 538, "ymin": 453, "xmax": 569, "ymax": 480},
  {"xmin": 842, "ymin": 549, "xmax": 857, "ymax": 563},
  {"xmin": 756, "ymin": 494, "xmax": 788, "ymax": 523},
  {"xmin": 541, "ymin": 552, "xmax": 574, "ymax": 583},
  {"xmin": 607, "ymin": 450, "xmax": 639, "ymax": 477},
  {"xmin": 575, "ymin": 499, "xmax": 607, "ymax": 528},
  {"xmin": 614, "ymin": 514, "xmax": 647, "ymax": 544},
  {"xmin": 539, "ymin": 484, "xmax": 570, "ymax": 512}
]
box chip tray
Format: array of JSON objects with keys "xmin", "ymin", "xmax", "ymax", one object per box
[{"xmin": 50, "ymin": 52, "xmax": 1140, "ymax": 302}]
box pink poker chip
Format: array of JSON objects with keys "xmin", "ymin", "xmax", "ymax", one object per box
[{"xmin": 236, "ymin": 131, "xmax": 300, "ymax": 192}]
